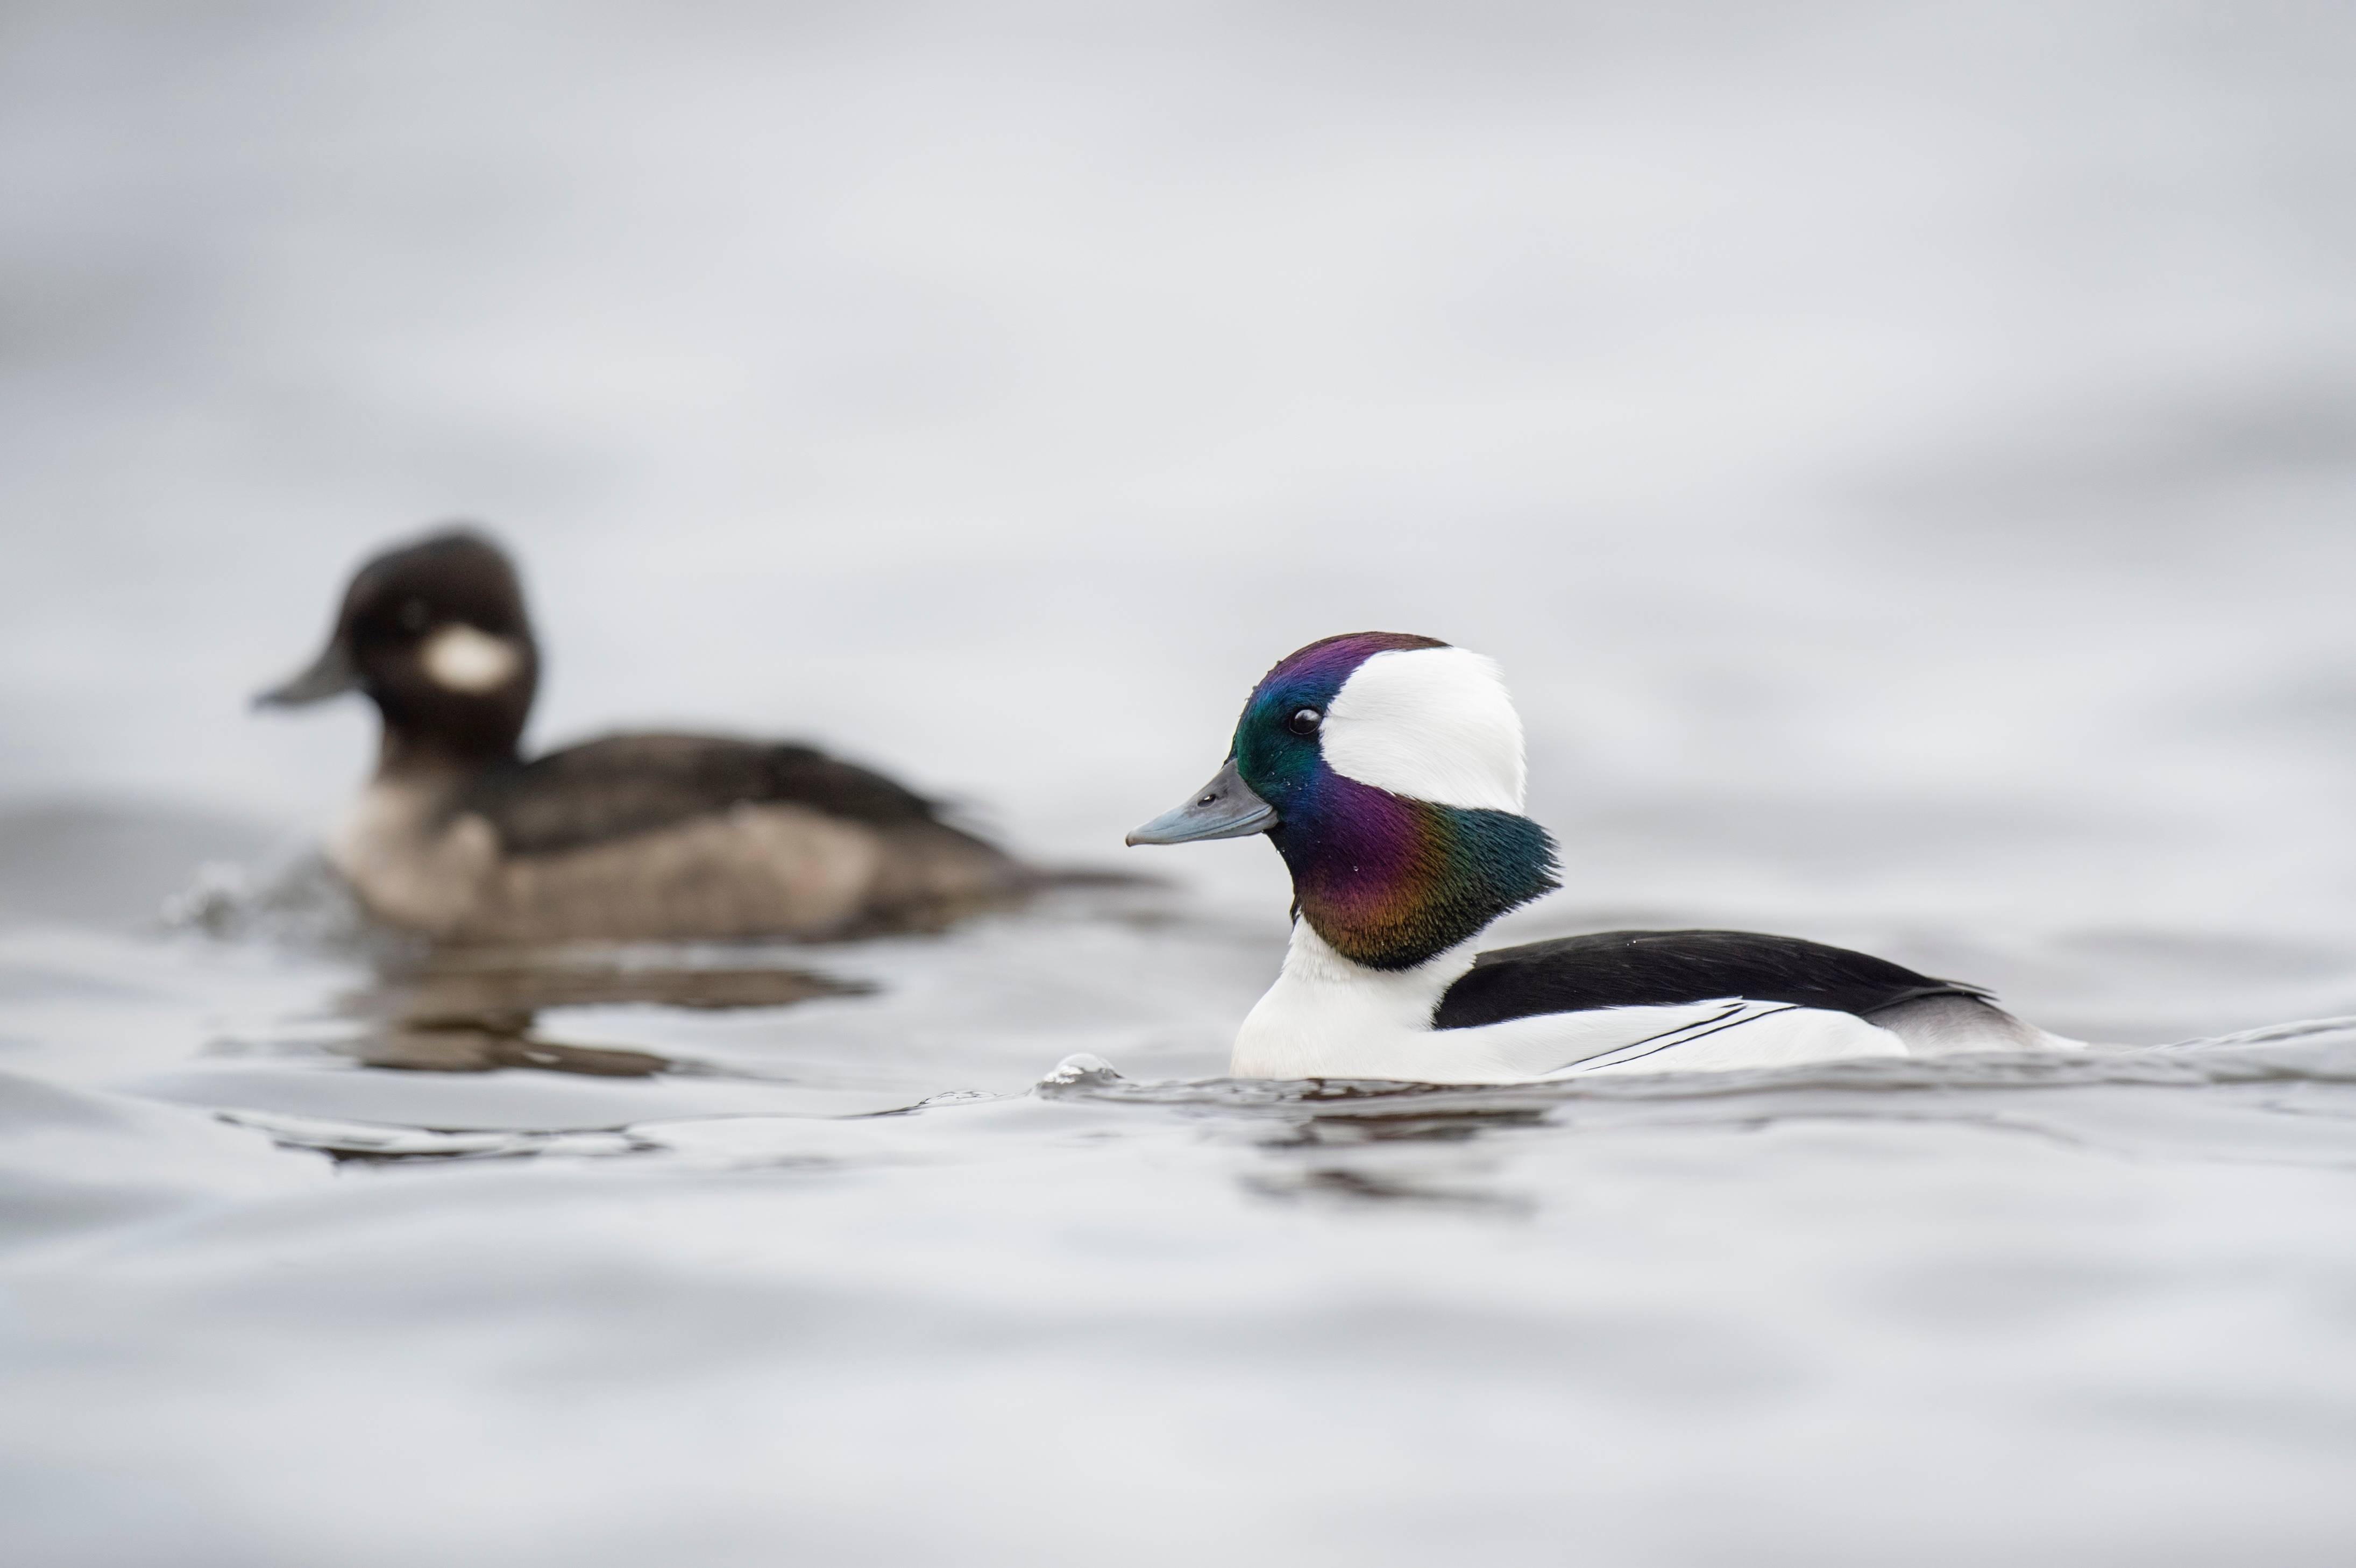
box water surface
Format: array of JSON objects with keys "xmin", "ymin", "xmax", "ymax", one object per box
[{"xmin": 6, "ymin": 3, "xmax": 2356, "ymax": 1564}]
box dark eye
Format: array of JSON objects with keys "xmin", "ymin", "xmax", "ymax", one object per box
[
  {"xmin": 398, "ymin": 598, "xmax": 430, "ymax": 633},
  {"xmin": 1286, "ymin": 707, "xmax": 1322, "ymax": 737}
]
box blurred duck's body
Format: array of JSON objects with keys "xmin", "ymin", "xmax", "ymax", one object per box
[
  {"xmin": 260, "ymin": 529, "xmax": 1023, "ymax": 944},
  {"xmin": 1128, "ymin": 632, "xmax": 2081, "ymax": 1081}
]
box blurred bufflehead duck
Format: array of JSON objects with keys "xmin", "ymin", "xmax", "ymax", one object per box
[
  {"xmin": 258, "ymin": 527, "xmax": 1025, "ymax": 943},
  {"xmin": 1127, "ymin": 633, "xmax": 2080, "ymax": 1080}
]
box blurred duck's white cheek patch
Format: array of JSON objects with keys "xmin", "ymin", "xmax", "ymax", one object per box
[
  {"xmin": 1321, "ymin": 647, "xmax": 1527, "ymax": 812},
  {"xmin": 421, "ymin": 625, "xmax": 521, "ymax": 692}
]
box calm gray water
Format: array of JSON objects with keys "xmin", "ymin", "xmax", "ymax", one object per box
[{"xmin": 6, "ymin": 4, "xmax": 2356, "ymax": 1564}]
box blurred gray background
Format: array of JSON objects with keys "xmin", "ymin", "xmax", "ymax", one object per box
[
  {"xmin": 11, "ymin": 13, "xmax": 2356, "ymax": 1566},
  {"xmin": 4, "ymin": 1, "xmax": 2355, "ymax": 1008}
]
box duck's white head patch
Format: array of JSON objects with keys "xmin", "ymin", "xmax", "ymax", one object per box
[
  {"xmin": 420, "ymin": 623, "xmax": 523, "ymax": 693},
  {"xmin": 1321, "ymin": 645, "xmax": 1526, "ymax": 812}
]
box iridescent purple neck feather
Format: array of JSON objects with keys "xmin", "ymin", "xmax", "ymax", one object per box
[{"xmin": 1231, "ymin": 632, "xmax": 1559, "ymax": 970}]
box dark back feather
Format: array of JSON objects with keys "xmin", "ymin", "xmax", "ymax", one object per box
[
  {"xmin": 1433, "ymin": 928, "xmax": 1987, "ymax": 1030},
  {"xmin": 453, "ymin": 733, "xmax": 947, "ymax": 856}
]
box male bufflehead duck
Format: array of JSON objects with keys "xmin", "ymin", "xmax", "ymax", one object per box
[
  {"xmin": 258, "ymin": 527, "xmax": 1024, "ymax": 943},
  {"xmin": 1127, "ymin": 633, "xmax": 2078, "ymax": 1080}
]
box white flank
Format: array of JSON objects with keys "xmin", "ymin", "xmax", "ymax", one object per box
[
  {"xmin": 1230, "ymin": 923, "xmax": 1907, "ymax": 1082},
  {"xmin": 420, "ymin": 625, "xmax": 522, "ymax": 693},
  {"xmin": 1321, "ymin": 646, "xmax": 1525, "ymax": 812}
]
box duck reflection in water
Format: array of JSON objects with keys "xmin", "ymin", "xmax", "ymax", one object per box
[
  {"xmin": 333, "ymin": 947, "xmax": 872, "ymax": 1077},
  {"xmin": 1241, "ymin": 1101, "xmax": 1546, "ymax": 1215}
]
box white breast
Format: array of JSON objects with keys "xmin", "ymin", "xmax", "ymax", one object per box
[
  {"xmin": 1232, "ymin": 924, "xmax": 1479, "ymax": 1080},
  {"xmin": 328, "ymin": 777, "xmax": 498, "ymax": 934}
]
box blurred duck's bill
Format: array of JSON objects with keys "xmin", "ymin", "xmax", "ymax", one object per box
[
  {"xmin": 254, "ymin": 641, "xmax": 359, "ymax": 707},
  {"xmin": 1125, "ymin": 759, "xmax": 1276, "ymax": 846}
]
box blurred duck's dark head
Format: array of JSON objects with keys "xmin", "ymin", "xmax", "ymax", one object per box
[{"xmin": 257, "ymin": 527, "xmax": 538, "ymax": 772}]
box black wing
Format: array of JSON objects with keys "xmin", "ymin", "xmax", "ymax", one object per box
[
  {"xmin": 454, "ymin": 733, "xmax": 949, "ymax": 856},
  {"xmin": 1432, "ymin": 928, "xmax": 1986, "ymax": 1031}
]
